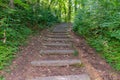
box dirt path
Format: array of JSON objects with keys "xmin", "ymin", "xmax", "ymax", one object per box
[{"xmin": 3, "ymin": 23, "xmax": 120, "ymax": 80}]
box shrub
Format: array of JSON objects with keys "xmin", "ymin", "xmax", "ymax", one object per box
[
  {"xmin": 73, "ymin": 0, "xmax": 120, "ymax": 71},
  {"xmin": 0, "ymin": 0, "xmax": 59, "ymax": 70}
]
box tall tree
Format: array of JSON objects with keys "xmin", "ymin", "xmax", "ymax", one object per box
[
  {"xmin": 9, "ymin": 0, "xmax": 14, "ymax": 8},
  {"xmin": 68, "ymin": 0, "xmax": 72, "ymax": 22},
  {"xmin": 74, "ymin": 0, "xmax": 77, "ymax": 13}
]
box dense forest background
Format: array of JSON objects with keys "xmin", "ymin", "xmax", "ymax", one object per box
[
  {"xmin": 0, "ymin": 0, "xmax": 120, "ymax": 79},
  {"xmin": 0, "ymin": 0, "xmax": 78, "ymax": 71}
]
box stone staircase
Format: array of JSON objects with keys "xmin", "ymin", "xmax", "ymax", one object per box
[
  {"xmin": 28, "ymin": 74, "xmax": 90, "ymax": 80},
  {"xmin": 28, "ymin": 24, "xmax": 91, "ymax": 80}
]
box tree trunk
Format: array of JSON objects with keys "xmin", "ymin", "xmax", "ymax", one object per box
[
  {"xmin": 58, "ymin": 3, "xmax": 62, "ymax": 21},
  {"xmin": 3, "ymin": 30, "xmax": 6, "ymax": 43},
  {"xmin": 68, "ymin": 0, "xmax": 72, "ymax": 22},
  {"xmin": 9, "ymin": 0, "xmax": 14, "ymax": 8},
  {"xmin": 48, "ymin": 0, "xmax": 54, "ymax": 9},
  {"xmin": 74, "ymin": 0, "xmax": 77, "ymax": 13}
]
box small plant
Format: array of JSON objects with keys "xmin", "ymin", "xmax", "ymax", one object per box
[
  {"xmin": 71, "ymin": 63, "xmax": 84, "ymax": 68},
  {"xmin": 73, "ymin": 50, "xmax": 79, "ymax": 56},
  {"xmin": 0, "ymin": 76, "xmax": 5, "ymax": 80}
]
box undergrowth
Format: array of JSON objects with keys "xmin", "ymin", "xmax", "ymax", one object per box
[
  {"xmin": 0, "ymin": 76, "xmax": 5, "ymax": 80},
  {"xmin": 73, "ymin": 50, "xmax": 79, "ymax": 56},
  {"xmin": 0, "ymin": 0, "xmax": 59, "ymax": 72},
  {"xmin": 73, "ymin": 0, "xmax": 120, "ymax": 71}
]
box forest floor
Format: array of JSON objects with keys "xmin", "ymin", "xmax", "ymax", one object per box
[{"xmin": 1, "ymin": 23, "xmax": 120, "ymax": 80}]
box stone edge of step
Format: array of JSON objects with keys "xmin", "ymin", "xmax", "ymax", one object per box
[
  {"xmin": 40, "ymin": 50, "xmax": 75, "ymax": 55},
  {"xmin": 46, "ymin": 36, "xmax": 70, "ymax": 38},
  {"xmin": 43, "ymin": 43, "xmax": 72, "ymax": 46},
  {"xmin": 44, "ymin": 38, "xmax": 72, "ymax": 40},
  {"xmin": 27, "ymin": 74, "xmax": 91, "ymax": 80},
  {"xmin": 31, "ymin": 59, "xmax": 81, "ymax": 66}
]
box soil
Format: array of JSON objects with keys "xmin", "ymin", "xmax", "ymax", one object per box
[{"xmin": 1, "ymin": 23, "xmax": 120, "ymax": 80}]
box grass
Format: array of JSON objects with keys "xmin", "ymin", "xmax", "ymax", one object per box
[
  {"xmin": 0, "ymin": 76, "xmax": 5, "ymax": 80},
  {"xmin": 87, "ymin": 38, "xmax": 120, "ymax": 71},
  {"xmin": 71, "ymin": 63, "xmax": 84, "ymax": 68},
  {"xmin": 0, "ymin": 46, "xmax": 17, "ymax": 70},
  {"xmin": 73, "ymin": 50, "xmax": 79, "ymax": 56}
]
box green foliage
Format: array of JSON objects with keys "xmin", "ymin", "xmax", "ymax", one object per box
[
  {"xmin": 73, "ymin": 0, "xmax": 120, "ymax": 71},
  {"xmin": 0, "ymin": 46, "xmax": 17, "ymax": 70},
  {"xmin": 0, "ymin": 76, "xmax": 5, "ymax": 80},
  {"xmin": 73, "ymin": 50, "xmax": 79, "ymax": 56},
  {"xmin": 0, "ymin": 0, "xmax": 59, "ymax": 71}
]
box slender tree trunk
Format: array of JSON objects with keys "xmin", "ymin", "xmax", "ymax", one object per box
[
  {"xmin": 59, "ymin": 3, "xmax": 62, "ymax": 21},
  {"xmin": 48, "ymin": 0, "xmax": 53, "ymax": 9},
  {"xmin": 74, "ymin": 0, "xmax": 77, "ymax": 13},
  {"xmin": 68, "ymin": 0, "xmax": 72, "ymax": 22},
  {"xmin": 9, "ymin": 0, "xmax": 14, "ymax": 8},
  {"xmin": 64, "ymin": 7, "xmax": 67, "ymax": 22},
  {"xmin": 63, "ymin": 3, "xmax": 67, "ymax": 22},
  {"xmin": 3, "ymin": 30, "xmax": 6, "ymax": 43}
]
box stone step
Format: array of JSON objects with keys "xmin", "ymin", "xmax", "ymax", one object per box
[
  {"xmin": 52, "ymin": 31, "xmax": 68, "ymax": 33},
  {"xmin": 43, "ymin": 41, "xmax": 72, "ymax": 44},
  {"xmin": 53, "ymin": 29, "xmax": 67, "ymax": 31},
  {"xmin": 40, "ymin": 50, "xmax": 74, "ymax": 55},
  {"xmin": 47, "ymin": 35, "xmax": 70, "ymax": 38},
  {"xmin": 27, "ymin": 74, "xmax": 90, "ymax": 80},
  {"xmin": 44, "ymin": 38, "xmax": 73, "ymax": 42},
  {"xmin": 53, "ymin": 28, "xmax": 67, "ymax": 30},
  {"xmin": 53, "ymin": 31, "xmax": 67, "ymax": 32},
  {"xmin": 53, "ymin": 28, "xmax": 68, "ymax": 30},
  {"xmin": 47, "ymin": 37, "xmax": 70, "ymax": 39},
  {"xmin": 43, "ymin": 43, "xmax": 72, "ymax": 47},
  {"xmin": 31, "ymin": 59, "xmax": 81, "ymax": 66},
  {"xmin": 50, "ymin": 33, "xmax": 69, "ymax": 35}
]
